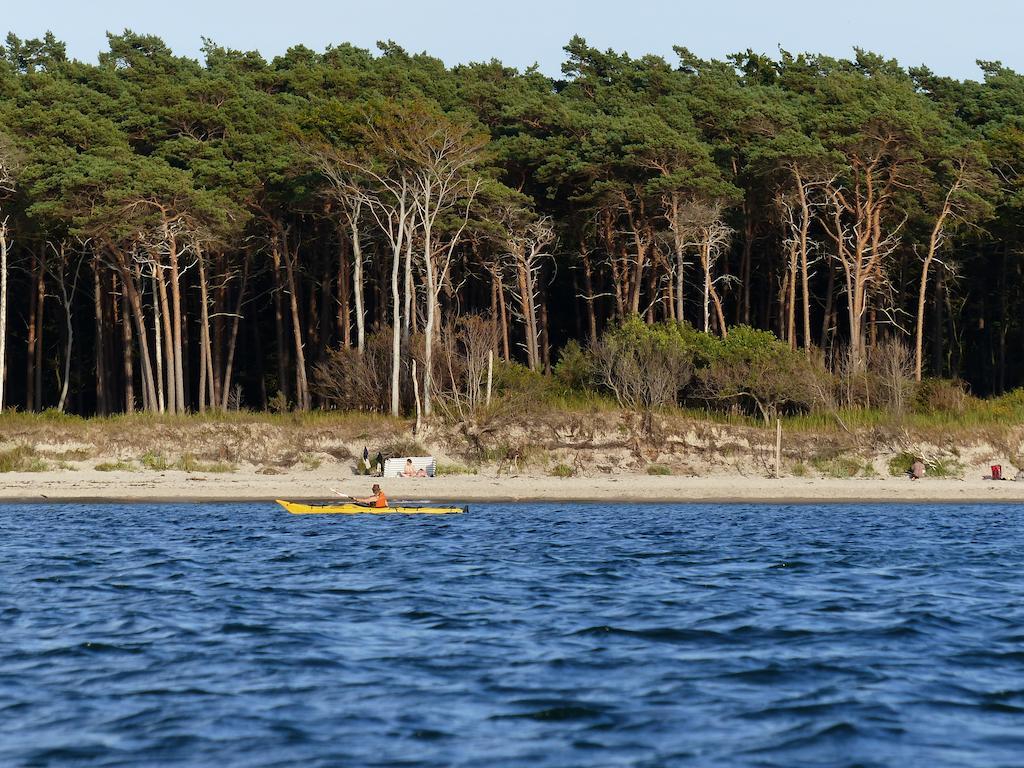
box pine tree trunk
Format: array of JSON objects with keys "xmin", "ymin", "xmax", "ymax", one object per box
[
  {"xmin": 26, "ymin": 248, "xmax": 38, "ymax": 410},
  {"xmin": 93, "ymin": 255, "xmax": 109, "ymax": 415},
  {"xmin": 154, "ymin": 259, "xmax": 177, "ymax": 413},
  {"xmin": 271, "ymin": 242, "xmax": 290, "ymax": 401},
  {"xmin": 121, "ymin": 287, "xmax": 134, "ymax": 413},
  {"xmin": 166, "ymin": 231, "xmax": 185, "ymax": 413},
  {"xmin": 281, "ymin": 239, "xmax": 310, "ymax": 411},
  {"xmin": 197, "ymin": 247, "xmax": 214, "ymax": 411},
  {"xmin": 220, "ymin": 256, "xmax": 249, "ymax": 410},
  {"xmin": 0, "ymin": 219, "xmax": 8, "ymax": 411},
  {"xmin": 337, "ymin": 226, "xmax": 351, "ymax": 348}
]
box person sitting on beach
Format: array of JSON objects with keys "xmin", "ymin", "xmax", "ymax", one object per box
[
  {"xmin": 401, "ymin": 458, "xmax": 427, "ymax": 477},
  {"xmin": 353, "ymin": 483, "xmax": 388, "ymax": 508},
  {"xmin": 909, "ymin": 460, "xmax": 925, "ymax": 480}
]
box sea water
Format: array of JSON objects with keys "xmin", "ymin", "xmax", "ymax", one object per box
[{"xmin": 2, "ymin": 502, "xmax": 1023, "ymax": 767}]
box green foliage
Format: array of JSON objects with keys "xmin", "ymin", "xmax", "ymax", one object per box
[
  {"xmin": 698, "ymin": 326, "xmax": 828, "ymax": 422},
  {"xmin": 591, "ymin": 317, "xmax": 699, "ymax": 412},
  {"xmin": 436, "ymin": 462, "xmax": 477, "ymax": 476},
  {"xmin": 888, "ymin": 452, "xmax": 918, "ymax": 477},
  {"xmin": 381, "ymin": 439, "xmax": 429, "ymax": 458},
  {"xmin": 0, "ymin": 445, "xmax": 47, "ymax": 472},
  {"xmin": 812, "ymin": 455, "xmax": 874, "ymax": 478},
  {"xmin": 914, "ymin": 378, "xmax": 971, "ymax": 415},
  {"xmin": 174, "ymin": 453, "xmax": 237, "ymax": 473},
  {"xmin": 94, "ymin": 459, "xmax": 136, "ymax": 472},
  {"xmin": 139, "ymin": 451, "xmax": 170, "ymax": 470},
  {"xmin": 549, "ymin": 463, "xmax": 574, "ymax": 478},
  {"xmin": 646, "ymin": 464, "xmax": 672, "ymax": 476},
  {"xmin": 553, "ymin": 339, "xmax": 595, "ymax": 391}
]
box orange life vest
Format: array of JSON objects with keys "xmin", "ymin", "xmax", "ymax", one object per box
[{"xmin": 375, "ymin": 490, "xmax": 388, "ymax": 508}]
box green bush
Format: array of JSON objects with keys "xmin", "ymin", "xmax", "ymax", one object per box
[
  {"xmin": 0, "ymin": 445, "xmax": 49, "ymax": 472},
  {"xmin": 812, "ymin": 455, "xmax": 872, "ymax": 478},
  {"xmin": 553, "ymin": 339, "xmax": 596, "ymax": 392},
  {"xmin": 95, "ymin": 459, "xmax": 135, "ymax": 472},
  {"xmin": 914, "ymin": 378, "xmax": 970, "ymax": 415},
  {"xmin": 550, "ymin": 463, "xmax": 574, "ymax": 478},
  {"xmin": 646, "ymin": 463, "xmax": 672, "ymax": 475},
  {"xmin": 698, "ymin": 325, "xmax": 828, "ymax": 422},
  {"xmin": 436, "ymin": 462, "xmax": 477, "ymax": 476},
  {"xmin": 888, "ymin": 452, "xmax": 917, "ymax": 477},
  {"xmin": 591, "ymin": 317, "xmax": 698, "ymax": 411},
  {"xmin": 140, "ymin": 451, "xmax": 170, "ymax": 470}
]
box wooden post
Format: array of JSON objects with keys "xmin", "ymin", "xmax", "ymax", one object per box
[
  {"xmin": 775, "ymin": 418, "xmax": 782, "ymax": 479},
  {"xmin": 412, "ymin": 359, "xmax": 422, "ymax": 436},
  {"xmin": 485, "ymin": 349, "xmax": 493, "ymax": 407}
]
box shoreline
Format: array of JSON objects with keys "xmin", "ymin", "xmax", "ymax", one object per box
[{"xmin": 2, "ymin": 470, "xmax": 1024, "ymax": 505}]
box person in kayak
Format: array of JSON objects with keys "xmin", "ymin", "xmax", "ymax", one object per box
[{"xmin": 353, "ymin": 483, "xmax": 388, "ymax": 508}]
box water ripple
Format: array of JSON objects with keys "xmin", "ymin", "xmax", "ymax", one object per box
[{"xmin": 2, "ymin": 501, "xmax": 1024, "ymax": 766}]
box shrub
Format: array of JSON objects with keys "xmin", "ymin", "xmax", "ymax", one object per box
[
  {"xmin": 592, "ymin": 316, "xmax": 696, "ymax": 413},
  {"xmin": 490, "ymin": 359, "xmax": 550, "ymax": 400},
  {"xmin": 868, "ymin": 338, "xmax": 916, "ymax": 415},
  {"xmin": 140, "ymin": 451, "xmax": 170, "ymax": 470},
  {"xmin": 381, "ymin": 438, "xmax": 428, "ymax": 458},
  {"xmin": 95, "ymin": 460, "xmax": 135, "ymax": 472},
  {"xmin": 698, "ymin": 326, "xmax": 828, "ymax": 423},
  {"xmin": 646, "ymin": 464, "xmax": 672, "ymax": 476},
  {"xmin": 915, "ymin": 378, "xmax": 970, "ymax": 414},
  {"xmin": 554, "ymin": 339, "xmax": 596, "ymax": 392},
  {"xmin": 812, "ymin": 455, "xmax": 873, "ymax": 478},
  {"xmin": 436, "ymin": 462, "xmax": 477, "ymax": 476},
  {"xmin": 313, "ymin": 331, "xmax": 392, "ymax": 412},
  {"xmin": 888, "ymin": 452, "xmax": 917, "ymax": 477},
  {"xmin": 0, "ymin": 445, "xmax": 47, "ymax": 472},
  {"xmin": 550, "ymin": 463, "xmax": 574, "ymax": 478}
]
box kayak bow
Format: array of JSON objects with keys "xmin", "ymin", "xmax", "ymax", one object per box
[{"xmin": 276, "ymin": 499, "xmax": 467, "ymax": 515}]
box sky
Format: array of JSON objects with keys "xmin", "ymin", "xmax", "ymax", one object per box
[{"xmin": 4, "ymin": 0, "xmax": 1022, "ymax": 81}]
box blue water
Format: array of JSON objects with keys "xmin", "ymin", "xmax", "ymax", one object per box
[{"xmin": 2, "ymin": 502, "xmax": 1024, "ymax": 767}]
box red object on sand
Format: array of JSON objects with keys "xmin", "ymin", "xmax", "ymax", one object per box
[{"xmin": 991, "ymin": 464, "xmax": 1002, "ymax": 480}]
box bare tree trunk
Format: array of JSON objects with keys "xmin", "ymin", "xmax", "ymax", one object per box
[
  {"xmin": 390, "ymin": 226, "xmax": 403, "ymax": 417},
  {"xmin": 271, "ymin": 242, "xmax": 289, "ymax": 401},
  {"xmin": 34, "ymin": 248, "xmax": 44, "ymax": 409},
  {"xmin": 515, "ymin": 259, "xmax": 536, "ymax": 370},
  {"xmin": 220, "ymin": 255, "xmax": 249, "ymax": 410},
  {"xmin": 197, "ymin": 246, "xmax": 214, "ymax": 411},
  {"xmin": 121, "ymin": 287, "xmax": 134, "ymax": 413},
  {"xmin": 120, "ymin": 260, "xmax": 157, "ymax": 411},
  {"xmin": 915, "ymin": 188, "xmax": 957, "ymax": 382},
  {"xmin": 403, "ymin": 229, "xmax": 414, "ymax": 345},
  {"xmin": 26, "ymin": 249, "xmax": 38, "ymax": 411},
  {"xmin": 539, "ymin": 293, "xmax": 552, "ymax": 375},
  {"xmin": 165, "ymin": 228, "xmax": 185, "ymax": 413},
  {"xmin": 281, "ymin": 237, "xmax": 310, "ymax": 411},
  {"xmin": 337, "ymin": 226, "xmax": 351, "ymax": 348},
  {"xmin": 0, "ymin": 218, "xmax": 9, "ymax": 411},
  {"xmin": 797, "ymin": 179, "xmax": 813, "ymax": 354},
  {"xmin": 350, "ymin": 212, "xmax": 365, "ymax": 355},
  {"xmin": 154, "ymin": 259, "xmax": 177, "ymax": 413},
  {"xmin": 89, "ymin": 256, "xmax": 108, "ymax": 414},
  {"xmin": 151, "ymin": 269, "xmax": 167, "ymax": 413},
  {"xmin": 581, "ymin": 247, "xmax": 598, "ymax": 343},
  {"xmin": 495, "ymin": 268, "xmax": 510, "ymax": 361}
]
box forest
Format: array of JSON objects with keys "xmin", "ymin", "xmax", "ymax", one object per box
[{"xmin": 1, "ymin": 30, "xmax": 1023, "ymax": 418}]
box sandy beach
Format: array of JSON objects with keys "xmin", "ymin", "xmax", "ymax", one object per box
[{"xmin": 2, "ymin": 467, "xmax": 1024, "ymax": 504}]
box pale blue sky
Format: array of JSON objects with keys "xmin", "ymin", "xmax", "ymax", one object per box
[{"xmin": 5, "ymin": 0, "xmax": 1020, "ymax": 80}]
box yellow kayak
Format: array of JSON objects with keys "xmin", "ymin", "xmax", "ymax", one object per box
[{"xmin": 276, "ymin": 499, "xmax": 467, "ymax": 515}]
